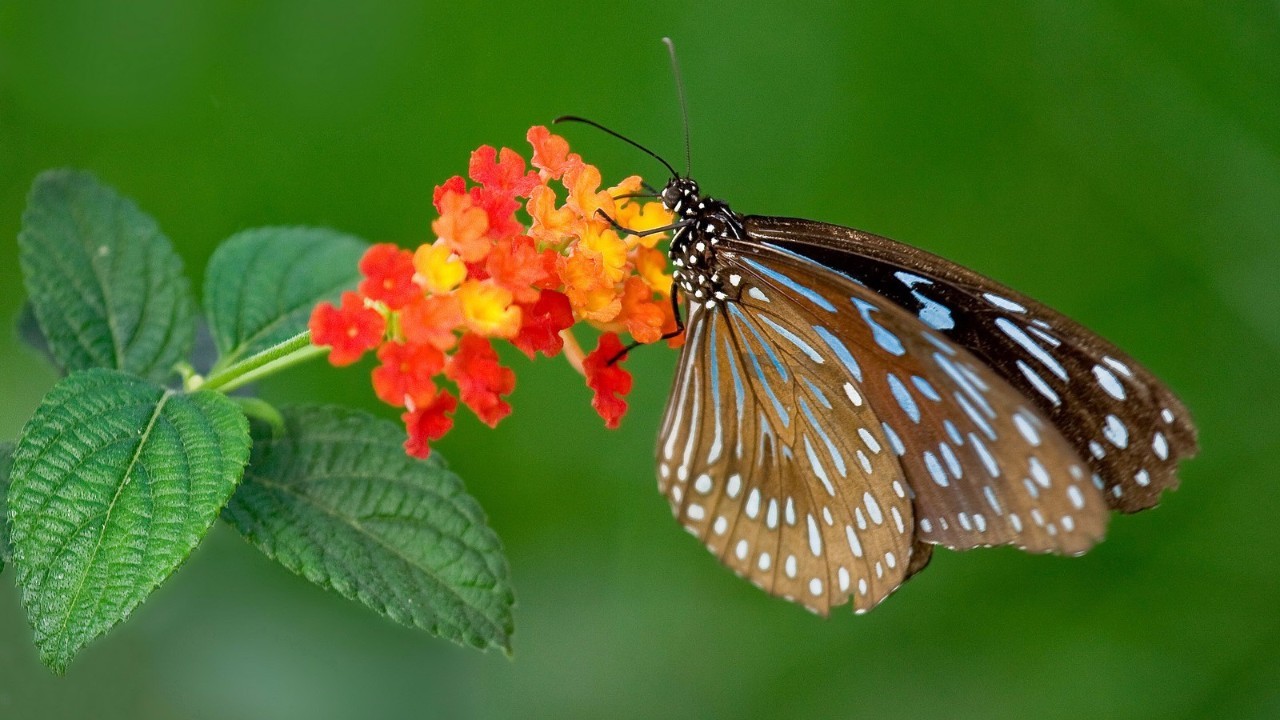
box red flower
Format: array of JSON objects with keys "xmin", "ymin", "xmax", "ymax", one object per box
[
  {"xmin": 583, "ymin": 333, "xmax": 633, "ymax": 429},
  {"xmin": 402, "ymin": 391, "xmax": 458, "ymax": 459},
  {"xmin": 309, "ymin": 291, "xmax": 386, "ymax": 366},
  {"xmin": 432, "ymin": 175, "xmax": 466, "ymax": 214},
  {"xmin": 511, "ymin": 290, "xmax": 574, "ymax": 359},
  {"xmin": 445, "ymin": 334, "xmax": 516, "ymax": 427},
  {"xmin": 371, "ymin": 341, "xmax": 445, "ymax": 407},
  {"xmin": 358, "ymin": 243, "xmax": 420, "ymax": 310},
  {"xmin": 469, "ymin": 146, "xmax": 540, "ymax": 199},
  {"xmin": 469, "ymin": 185, "xmax": 524, "ymax": 240}
]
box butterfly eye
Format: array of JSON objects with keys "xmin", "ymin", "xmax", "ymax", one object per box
[{"xmin": 661, "ymin": 182, "xmax": 683, "ymax": 210}]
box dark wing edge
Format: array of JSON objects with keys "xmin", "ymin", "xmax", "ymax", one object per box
[{"xmin": 744, "ymin": 216, "xmax": 1198, "ymax": 513}]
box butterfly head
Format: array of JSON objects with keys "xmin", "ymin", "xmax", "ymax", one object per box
[{"xmin": 662, "ymin": 177, "xmax": 702, "ymax": 217}]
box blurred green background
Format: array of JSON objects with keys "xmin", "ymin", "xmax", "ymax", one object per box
[{"xmin": 1, "ymin": 1, "xmax": 1277, "ymax": 718}]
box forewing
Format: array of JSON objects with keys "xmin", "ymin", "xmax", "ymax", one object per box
[{"xmin": 744, "ymin": 216, "xmax": 1198, "ymax": 512}]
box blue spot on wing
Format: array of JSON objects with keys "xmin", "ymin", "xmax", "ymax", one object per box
[
  {"xmin": 801, "ymin": 376, "xmax": 832, "ymax": 409},
  {"xmin": 798, "ymin": 396, "xmax": 847, "ymax": 476},
  {"xmin": 759, "ymin": 314, "xmax": 824, "ymax": 364},
  {"xmin": 727, "ymin": 304, "xmax": 791, "ymax": 427},
  {"xmin": 894, "ymin": 271, "xmax": 955, "ymax": 331},
  {"xmin": 728, "ymin": 304, "xmax": 789, "ymax": 382},
  {"xmin": 887, "ymin": 372, "xmax": 921, "ymax": 423},
  {"xmin": 852, "ymin": 298, "xmax": 905, "ymax": 356},
  {"xmin": 741, "ymin": 255, "xmax": 837, "ymax": 312},
  {"xmin": 814, "ymin": 326, "xmax": 862, "ymax": 381}
]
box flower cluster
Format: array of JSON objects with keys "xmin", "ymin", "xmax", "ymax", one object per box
[{"xmin": 309, "ymin": 126, "xmax": 678, "ymax": 457}]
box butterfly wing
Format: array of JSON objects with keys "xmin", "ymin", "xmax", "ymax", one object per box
[
  {"xmin": 658, "ymin": 240, "xmax": 1110, "ymax": 612},
  {"xmin": 657, "ymin": 294, "xmax": 922, "ymax": 615},
  {"xmin": 744, "ymin": 216, "xmax": 1198, "ymax": 513}
]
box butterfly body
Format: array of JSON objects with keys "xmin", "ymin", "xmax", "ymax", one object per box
[
  {"xmin": 652, "ymin": 174, "xmax": 1197, "ymax": 615},
  {"xmin": 664, "ymin": 178, "xmax": 741, "ymax": 306}
]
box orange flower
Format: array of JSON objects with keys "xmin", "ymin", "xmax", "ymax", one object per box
[
  {"xmin": 618, "ymin": 276, "xmax": 667, "ymax": 344},
  {"xmin": 312, "ymin": 125, "xmax": 683, "ymax": 456},
  {"xmin": 634, "ymin": 245, "xmax": 673, "ymax": 296},
  {"xmin": 469, "ymin": 146, "xmax": 540, "ymax": 198},
  {"xmin": 527, "ymin": 125, "xmax": 582, "ymax": 180},
  {"xmin": 577, "ymin": 225, "xmax": 629, "ymax": 285},
  {"xmin": 560, "ymin": 251, "xmax": 621, "ymax": 323},
  {"xmin": 401, "ymin": 294, "xmax": 464, "ymax": 351},
  {"xmin": 486, "ymin": 234, "xmax": 553, "ymax": 304},
  {"xmin": 564, "ymin": 163, "xmax": 605, "ymax": 221},
  {"xmin": 527, "ymin": 185, "xmax": 580, "ymax": 247},
  {"xmin": 432, "ymin": 189, "xmax": 490, "ymax": 263},
  {"xmin": 432, "ymin": 176, "xmax": 466, "ymax": 213}
]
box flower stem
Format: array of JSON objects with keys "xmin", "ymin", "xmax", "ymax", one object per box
[
  {"xmin": 560, "ymin": 329, "xmax": 586, "ymax": 376},
  {"xmin": 198, "ymin": 331, "xmax": 326, "ymax": 394}
]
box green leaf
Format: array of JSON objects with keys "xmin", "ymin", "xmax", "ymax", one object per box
[
  {"xmin": 17, "ymin": 169, "xmax": 196, "ymax": 384},
  {"xmin": 223, "ymin": 406, "xmax": 515, "ymax": 652},
  {"xmin": 204, "ymin": 227, "xmax": 367, "ymax": 367},
  {"xmin": 0, "ymin": 442, "xmax": 14, "ymax": 575},
  {"xmin": 8, "ymin": 369, "xmax": 251, "ymax": 673}
]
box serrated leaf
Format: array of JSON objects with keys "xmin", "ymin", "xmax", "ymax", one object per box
[
  {"xmin": 8, "ymin": 369, "xmax": 251, "ymax": 673},
  {"xmin": 204, "ymin": 227, "xmax": 367, "ymax": 366},
  {"xmin": 223, "ymin": 406, "xmax": 514, "ymax": 652},
  {"xmin": 17, "ymin": 169, "xmax": 196, "ymax": 384},
  {"xmin": 0, "ymin": 442, "xmax": 14, "ymax": 575}
]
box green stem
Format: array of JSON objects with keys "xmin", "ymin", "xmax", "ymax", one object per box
[{"xmin": 199, "ymin": 331, "xmax": 325, "ymax": 394}]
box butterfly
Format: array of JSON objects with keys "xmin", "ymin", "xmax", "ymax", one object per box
[{"xmin": 560, "ymin": 43, "xmax": 1197, "ymax": 616}]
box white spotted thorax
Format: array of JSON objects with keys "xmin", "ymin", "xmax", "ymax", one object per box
[
  {"xmin": 648, "ymin": 170, "xmax": 1197, "ymax": 617},
  {"xmin": 662, "ymin": 177, "xmax": 742, "ymax": 311}
]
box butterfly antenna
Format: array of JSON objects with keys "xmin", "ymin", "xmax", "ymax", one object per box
[
  {"xmin": 553, "ymin": 115, "xmax": 678, "ymax": 179},
  {"xmin": 662, "ymin": 37, "xmax": 692, "ymax": 178}
]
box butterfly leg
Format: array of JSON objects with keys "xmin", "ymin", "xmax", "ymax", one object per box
[
  {"xmin": 594, "ymin": 208, "xmax": 690, "ymax": 238},
  {"xmin": 606, "ymin": 285, "xmax": 686, "ymax": 366}
]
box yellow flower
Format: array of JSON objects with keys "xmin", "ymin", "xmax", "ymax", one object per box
[
  {"xmin": 634, "ymin": 246, "xmax": 673, "ymax": 296},
  {"xmin": 578, "ymin": 225, "xmax": 629, "ymax": 285},
  {"xmin": 457, "ymin": 279, "xmax": 521, "ymax": 339},
  {"xmin": 413, "ymin": 240, "xmax": 467, "ymax": 294}
]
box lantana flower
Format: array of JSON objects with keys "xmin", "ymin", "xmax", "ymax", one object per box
[{"xmin": 309, "ymin": 125, "xmax": 676, "ymax": 457}]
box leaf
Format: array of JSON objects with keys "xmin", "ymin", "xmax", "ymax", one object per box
[
  {"xmin": 17, "ymin": 170, "xmax": 196, "ymax": 384},
  {"xmin": 8, "ymin": 369, "xmax": 251, "ymax": 673},
  {"xmin": 223, "ymin": 406, "xmax": 514, "ymax": 652},
  {"xmin": 203, "ymin": 227, "xmax": 367, "ymax": 366},
  {"xmin": 0, "ymin": 442, "xmax": 14, "ymax": 575},
  {"xmin": 16, "ymin": 301, "xmax": 53, "ymax": 364}
]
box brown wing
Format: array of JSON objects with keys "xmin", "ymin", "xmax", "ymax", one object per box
[
  {"xmin": 657, "ymin": 241, "xmax": 1109, "ymax": 614},
  {"xmin": 744, "ymin": 216, "xmax": 1198, "ymax": 513},
  {"xmin": 657, "ymin": 297, "xmax": 920, "ymax": 615}
]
